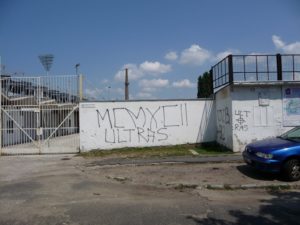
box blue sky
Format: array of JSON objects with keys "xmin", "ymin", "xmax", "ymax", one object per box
[{"xmin": 1, "ymin": 0, "xmax": 300, "ymax": 100}]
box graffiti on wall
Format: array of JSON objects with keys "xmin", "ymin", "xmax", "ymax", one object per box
[
  {"xmin": 217, "ymin": 107, "xmax": 230, "ymax": 141},
  {"xmin": 217, "ymin": 124, "xmax": 226, "ymax": 141},
  {"xmin": 217, "ymin": 107, "xmax": 252, "ymax": 143},
  {"xmin": 95, "ymin": 104, "xmax": 189, "ymax": 143},
  {"xmin": 234, "ymin": 110, "xmax": 251, "ymax": 131},
  {"xmin": 217, "ymin": 107, "xmax": 230, "ymax": 125}
]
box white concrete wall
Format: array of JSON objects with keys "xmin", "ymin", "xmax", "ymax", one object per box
[
  {"xmin": 80, "ymin": 85, "xmax": 300, "ymax": 152},
  {"xmin": 80, "ymin": 100, "xmax": 216, "ymax": 151},
  {"xmin": 231, "ymin": 85, "xmax": 294, "ymax": 152},
  {"xmin": 215, "ymin": 86, "xmax": 233, "ymax": 150}
]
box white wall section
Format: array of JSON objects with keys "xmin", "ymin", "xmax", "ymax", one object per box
[
  {"xmin": 80, "ymin": 100, "xmax": 216, "ymax": 151},
  {"xmin": 215, "ymin": 86, "xmax": 233, "ymax": 150},
  {"xmin": 80, "ymin": 84, "xmax": 300, "ymax": 152},
  {"xmin": 230, "ymin": 85, "xmax": 294, "ymax": 152}
]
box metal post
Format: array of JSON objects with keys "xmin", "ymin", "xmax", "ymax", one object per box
[
  {"xmin": 125, "ymin": 68, "xmax": 129, "ymax": 100},
  {"xmin": 276, "ymin": 54, "xmax": 282, "ymax": 81},
  {"xmin": 37, "ymin": 77, "xmax": 41, "ymax": 154},
  {"xmin": 209, "ymin": 68, "xmax": 214, "ymax": 94},
  {"xmin": 228, "ymin": 55, "xmax": 234, "ymax": 84},
  {"xmin": 78, "ymin": 74, "xmax": 83, "ymax": 101}
]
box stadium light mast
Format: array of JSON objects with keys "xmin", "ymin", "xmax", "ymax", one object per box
[
  {"xmin": 75, "ymin": 63, "xmax": 80, "ymax": 75},
  {"xmin": 39, "ymin": 54, "xmax": 54, "ymax": 75}
]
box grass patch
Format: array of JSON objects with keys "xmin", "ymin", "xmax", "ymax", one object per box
[
  {"xmin": 266, "ymin": 185, "xmax": 292, "ymax": 192},
  {"xmin": 223, "ymin": 184, "xmax": 234, "ymax": 190},
  {"xmin": 80, "ymin": 145, "xmax": 192, "ymax": 158},
  {"xmin": 79, "ymin": 142, "xmax": 233, "ymax": 158},
  {"xmin": 194, "ymin": 142, "xmax": 232, "ymax": 155},
  {"xmin": 174, "ymin": 183, "xmax": 198, "ymax": 191}
]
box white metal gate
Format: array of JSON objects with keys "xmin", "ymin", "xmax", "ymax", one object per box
[{"xmin": 0, "ymin": 75, "xmax": 82, "ymax": 155}]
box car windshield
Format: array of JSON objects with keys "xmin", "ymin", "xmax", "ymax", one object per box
[{"xmin": 280, "ymin": 127, "xmax": 300, "ymax": 143}]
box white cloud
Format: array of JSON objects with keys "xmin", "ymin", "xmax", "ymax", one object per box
[
  {"xmin": 114, "ymin": 63, "xmax": 144, "ymax": 81},
  {"xmin": 84, "ymin": 87, "xmax": 103, "ymax": 100},
  {"xmin": 140, "ymin": 61, "xmax": 172, "ymax": 74},
  {"xmin": 179, "ymin": 44, "xmax": 212, "ymax": 66},
  {"xmin": 246, "ymin": 52, "xmax": 270, "ymax": 64},
  {"xmin": 215, "ymin": 49, "xmax": 240, "ymax": 61},
  {"xmin": 272, "ymin": 35, "xmax": 285, "ymax": 49},
  {"xmin": 165, "ymin": 51, "xmax": 178, "ymax": 61},
  {"xmin": 107, "ymin": 87, "xmax": 124, "ymax": 100},
  {"xmin": 137, "ymin": 92, "xmax": 154, "ymax": 99},
  {"xmin": 101, "ymin": 79, "xmax": 109, "ymax": 84},
  {"xmin": 117, "ymin": 88, "xmax": 123, "ymax": 94},
  {"xmin": 111, "ymin": 87, "xmax": 123, "ymax": 95},
  {"xmin": 139, "ymin": 79, "xmax": 169, "ymax": 88},
  {"xmin": 172, "ymin": 79, "xmax": 196, "ymax": 88},
  {"xmin": 272, "ymin": 35, "xmax": 300, "ymax": 53},
  {"xmin": 249, "ymin": 52, "xmax": 267, "ymax": 55},
  {"xmin": 115, "ymin": 61, "xmax": 171, "ymax": 82},
  {"xmin": 142, "ymin": 87, "xmax": 157, "ymax": 92}
]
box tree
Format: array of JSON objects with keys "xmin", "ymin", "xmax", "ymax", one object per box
[{"xmin": 197, "ymin": 71, "xmax": 213, "ymax": 98}]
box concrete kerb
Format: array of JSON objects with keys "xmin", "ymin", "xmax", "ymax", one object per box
[
  {"xmin": 86, "ymin": 154, "xmax": 244, "ymax": 167},
  {"xmin": 201, "ymin": 183, "xmax": 300, "ymax": 191},
  {"xmin": 168, "ymin": 182, "xmax": 300, "ymax": 191}
]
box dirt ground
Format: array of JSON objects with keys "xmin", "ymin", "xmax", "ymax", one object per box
[{"xmin": 0, "ymin": 155, "xmax": 300, "ymax": 225}]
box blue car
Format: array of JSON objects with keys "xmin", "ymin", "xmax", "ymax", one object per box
[{"xmin": 243, "ymin": 127, "xmax": 300, "ymax": 181}]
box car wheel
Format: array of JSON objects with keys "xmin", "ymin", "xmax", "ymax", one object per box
[{"xmin": 282, "ymin": 159, "xmax": 300, "ymax": 181}]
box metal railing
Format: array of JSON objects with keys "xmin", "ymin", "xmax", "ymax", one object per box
[
  {"xmin": 212, "ymin": 56, "xmax": 231, "ymax": 91},
  {"xmin": 212, "ymin": 54, "xmax": 300, "ymax": 92},
  {"xmin": 0, "ymin": 75, "xmax": 81, "ymax": 154},
  {"xmin": 1, "ymin": 75, "xmax": 80, "ymax": 105}
]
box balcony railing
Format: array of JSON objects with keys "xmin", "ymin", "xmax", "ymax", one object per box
[{"xmin": 211, "ymin": 54, "xmax": 300, "ymax": 92}]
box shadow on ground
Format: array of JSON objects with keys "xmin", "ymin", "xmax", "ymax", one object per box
[
  {"xmin": 236, "ymin": 165, "xmax": 283, "ymax": 181},
  {"xmin": 188, "ymin": 191, "xmax": 300, "ymax": 225}
]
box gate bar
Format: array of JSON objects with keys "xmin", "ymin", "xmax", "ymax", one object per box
[
  {"xmin": 42, "ymin": 105, "xmax": 79, "ymax": 145},
  {"xmin": 1, "ymin": 108, "xmax": 40, "ymax": 148}
]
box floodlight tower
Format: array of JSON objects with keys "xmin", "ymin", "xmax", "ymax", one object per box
[
  {"xmin": 75, "ymin": 63, "xmax": 80, "ymax": 75},
  {"xmin": 38, "ymin": 54, "xmax": 54, "ymax": 75}
]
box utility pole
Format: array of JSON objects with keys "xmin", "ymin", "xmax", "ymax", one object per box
[{"xmin": 125, "ymin": 68, "xmax": 129, "ymax": 100}]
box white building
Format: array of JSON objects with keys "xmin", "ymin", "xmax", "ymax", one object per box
[{"xmin": 214, "ymin": 54, "xmax": 300, "ymax": 151}]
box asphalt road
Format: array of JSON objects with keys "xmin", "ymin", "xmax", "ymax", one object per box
[{"xmin": 0, "ymin": 155, "xmax": 299, "ymax": 225}]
